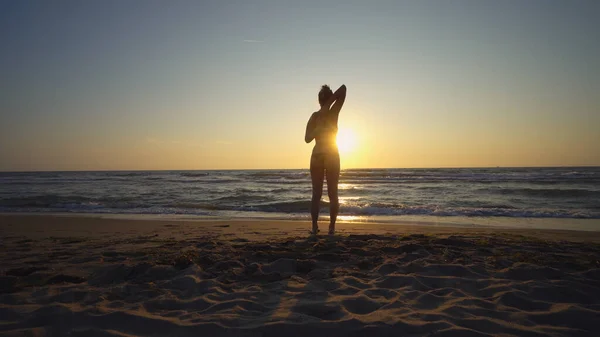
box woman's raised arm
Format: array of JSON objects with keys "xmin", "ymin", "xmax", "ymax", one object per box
[{"xmin": 321, "ymin": 84, "xmax": 347, "ymax": 117}]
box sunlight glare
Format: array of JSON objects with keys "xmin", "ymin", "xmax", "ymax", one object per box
[{"xmin": 336, "ymin": 128, "xmax": 357, "ymax": 154}]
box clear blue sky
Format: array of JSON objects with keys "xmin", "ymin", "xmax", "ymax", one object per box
[{"xmin": 1, "ymin": 0, "xmax": 598, "ymax": 170}]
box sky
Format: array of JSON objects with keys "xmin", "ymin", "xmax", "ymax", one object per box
[{"xmin": 1, "ymin": 0, "xmax": 599, "ymax": 171}]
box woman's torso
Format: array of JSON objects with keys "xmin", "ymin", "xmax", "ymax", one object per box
[{"xmin": 312, "ymin": 112, "xmax": 338, "ymax": 155}]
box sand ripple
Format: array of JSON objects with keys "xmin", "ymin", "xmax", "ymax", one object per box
[{"xmin": 1, "ymin": 227, "xmax": 600, "ymax": 336}]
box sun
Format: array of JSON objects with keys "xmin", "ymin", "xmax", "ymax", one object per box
[{"xmin": 336, "ymin": 128, "xmax": 357, "ymax": 154}]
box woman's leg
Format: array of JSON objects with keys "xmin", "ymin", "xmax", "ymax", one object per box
[
  {"xmin": 310, "ymin": 154, "xmax": 325, "ymax": 233},
  {"xmin": 325, "ymin": 152, "xmax": 340, "ymax": 234}
]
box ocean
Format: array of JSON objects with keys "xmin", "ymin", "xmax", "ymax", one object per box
[{"xmin": 1, "ymin": 167, "xmax": 599, "ymax": 230}]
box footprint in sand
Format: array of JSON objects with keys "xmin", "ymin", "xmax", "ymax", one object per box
[{"xmin": 342, "ymin": 295, "xmax": 382, "ymax": 315}]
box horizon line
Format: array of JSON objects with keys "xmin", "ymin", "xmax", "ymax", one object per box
[{"xmin": 1, "ymin": 165, "xmax": 599, "ymax": 173}]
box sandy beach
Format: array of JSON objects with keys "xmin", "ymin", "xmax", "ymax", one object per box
[{"xmin": 1, "ymin": 214, "xmax": 599, "ymax": 336}]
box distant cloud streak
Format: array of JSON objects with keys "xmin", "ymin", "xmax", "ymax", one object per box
[{"xmin": 145, "ymin": 138, "xmax": 202, "ymax": 148}]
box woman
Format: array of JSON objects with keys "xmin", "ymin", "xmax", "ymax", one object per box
[{"xmin": 305, "ymin": 84, "xmax": 347, "ymax": 235}]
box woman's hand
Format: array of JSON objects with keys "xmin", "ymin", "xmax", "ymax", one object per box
[{"xmin": 319, "ymin": 84, "xmax": 346, "ymax": 118}]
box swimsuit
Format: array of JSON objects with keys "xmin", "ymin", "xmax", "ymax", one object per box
[{"xmin": 310, "ymin": 116, "xmax": 340, "ymax": 170}]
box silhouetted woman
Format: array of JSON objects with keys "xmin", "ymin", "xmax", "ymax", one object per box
[{"xmin": 305, "ymin": 84, "xmax": 347, "ymax": 235}]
